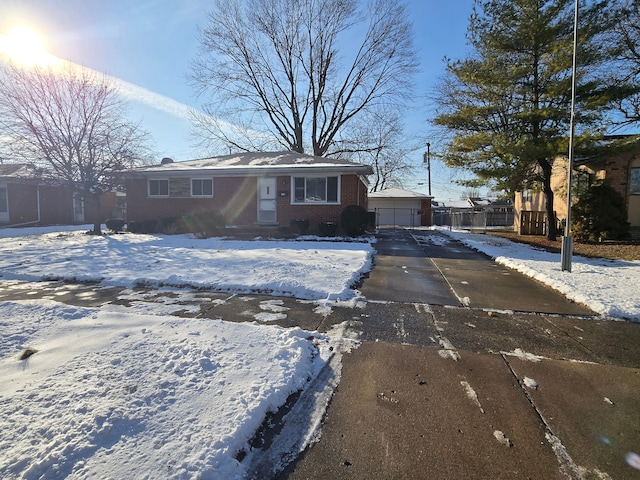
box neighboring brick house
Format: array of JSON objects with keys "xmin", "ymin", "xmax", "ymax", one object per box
[
  {"xmin": 0, "ymin": 163, "xmax": 122, "ymax": 227},
  {"xmin": 514, "ymin": 143, "xmax": 640, "ymax": 235},
  {"xmin": 125, "ymin": 151, "xmax": 373, "ymax": 234}
]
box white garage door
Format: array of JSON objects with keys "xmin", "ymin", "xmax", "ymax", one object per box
[{"xmin": 376, "ymin": 208, "xmax": 416, "ymax": 226}]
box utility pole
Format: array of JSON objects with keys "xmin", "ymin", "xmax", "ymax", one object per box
[
  {"xmin": 423, "ymin": 143, "xmax": 432, "ymax": 196},
  {"xmin": 561, "ymin": 0, "xmax": 579, "ymax": 272}
]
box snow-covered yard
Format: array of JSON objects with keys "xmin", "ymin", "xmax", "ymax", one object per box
[
  {"xmin": 1, "ymin": 225, "xmax": 638, "ymax": 479},
  {"xmin": 0, "ymin": 226, "xmax": 373, "ymax": 301}
]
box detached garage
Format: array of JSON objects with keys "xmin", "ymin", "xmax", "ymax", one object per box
[{"xmin": 369, "ymin": 188, "xmax": 432, "ymax": 227}]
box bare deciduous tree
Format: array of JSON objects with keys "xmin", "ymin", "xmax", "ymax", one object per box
[
  {"xmin": 608, "ymin": 1, "xmax": 640, "ymax": 126},
  {"xmin": 190, "ymin": 0, "xmax": 418, "ymax": 160},
  {"xmin": 337, "ymin": 108, "xmax": 416, "ymax": 192},
  {"xmin": 0, "ymin": 63, "xmax": 151, "ymax": 234}
]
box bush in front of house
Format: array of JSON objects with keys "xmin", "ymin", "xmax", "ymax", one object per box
[
  {"xmin": 159, "ymin": 216, "xmax": 184, "ymax": 234},
  {"xmin": 105, "ymin": 218, "xmax": 125, "ymax": 233},
  {"xmin": 319, "ymin": 221, "xmax": 338, "ymax": 237},
  {"xmin": 187, "ymin": 212, "xmax": 226, "ymax": 237},
  {"xmin": 127, "ymin": 219, "xmax": 159, "ymax": 234},
  {"xmin": 289, "ymin": 219, "xmax": 310, "ymax": 235},
  {"xmin": 572, "ymin": 182, "xmax": 630, "ymax": 242},
  {"xmin": 340, "ymin": 205, "xmax": 369, "ymax": 237}
]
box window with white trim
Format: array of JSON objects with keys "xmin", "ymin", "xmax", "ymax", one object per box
[
  {"xmin": 293, "ymin": 176, "xmax": 339, "ymax": 203},
  {"xmin": 148, "ymin": 179, "xmax": 169, "ymax": 196},
  {"xmin": 191, "ymin": 178, "xmax": 213, "ymax": 197}
]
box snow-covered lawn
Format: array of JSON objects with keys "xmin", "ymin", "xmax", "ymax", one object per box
[
  {"xmin": 0, "ymin": 301, "xmax": 341, "ymax": 479},
  {"xmin": 434, "ymin": 227, "xmax": 640, "ymax": 322},
  {"xmin": 0, "ymin": 226, "xmax": 373, "ymax": 301}
]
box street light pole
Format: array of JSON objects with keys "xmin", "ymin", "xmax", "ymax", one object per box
[
  {"xmin": 561, "ymin": 0, "xmax": 579, "ymax": 272},
  {"xmin": 423, "ymin": 143, "xmax": 432, "ymax": 196}
]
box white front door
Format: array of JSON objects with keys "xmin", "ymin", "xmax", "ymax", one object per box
[{"xmin": 257, "ymin": 178, "xmax": 277, "ymax": 223}]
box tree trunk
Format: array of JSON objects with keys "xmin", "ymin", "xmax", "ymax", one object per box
[
  {"xmin": 90, "ymin": 193, "xmax": 102, "ymax": 235},
  {"xmin": 540, "ymin": 160, "xmax": 557, "ymax": 241}
]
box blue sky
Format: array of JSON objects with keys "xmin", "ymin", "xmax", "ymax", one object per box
[{"xmin": 0, "ymin": 0, "xmax": 477, "ymax": 200}]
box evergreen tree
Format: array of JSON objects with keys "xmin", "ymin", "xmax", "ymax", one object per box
[{"xmin": 433, "ymin": 0, "xmax": 616, "ymax": 240}]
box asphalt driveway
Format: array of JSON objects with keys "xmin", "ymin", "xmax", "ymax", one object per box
[{"xmin": 360, "ymin": 228, "xmax": 594, "ymax": 315}]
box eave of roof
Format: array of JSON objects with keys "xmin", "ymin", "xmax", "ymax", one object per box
[{"xmin": 131, "ymin": 151, "xmax": 373, "ymax": 177}]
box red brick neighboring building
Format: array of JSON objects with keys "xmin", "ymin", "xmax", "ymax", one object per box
[
  {"xmin": 0, "ymin": 164, "xmax": 123, "ymax": 227},
  {"xmin": 125, "ymin": 151, "xmax": 373, "ymax": 234},
  {"xmin": 514, "ymin": 141, "xmax": 640, "ymax": 235}
]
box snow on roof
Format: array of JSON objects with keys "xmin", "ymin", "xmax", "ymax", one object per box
[
  {"xmin": 368, "ymin": 188, "xmax": 430, "ymax": 199},
  {"xmin": 433, "ymin": 199, "xmax": 473, "ymax": 209},
  {"xmin": 0, "ymin": 163, "xmax": 33, "ymax": 178},
  {"xmin": 135, "ymin": 151, "xmax": 373, "ymax": 175}
]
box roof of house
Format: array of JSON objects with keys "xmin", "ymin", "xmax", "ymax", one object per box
[
  {"xmin": 0, "ymin": 163, "xmax": 32, "ymax": 178},
  {"xmin": 369, "ymin": 188, "xmax": 431, "ymax": 199},
  {"xmin": 132, "ymin": 151, "xmax": 373, "ymax": 177}
]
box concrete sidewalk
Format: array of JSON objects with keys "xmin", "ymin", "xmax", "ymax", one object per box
[{"xmin": 279, "ymin": 229, "xmax": 640, "ymax": 479}]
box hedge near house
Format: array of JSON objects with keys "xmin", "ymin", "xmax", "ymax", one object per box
[
  {"xmin": 340, "ymin": 205, "xmax": 369, "ymax": 237},
  {"xmin": 572, "ymin": 183, "xmax": 630, "ymax": 242}
]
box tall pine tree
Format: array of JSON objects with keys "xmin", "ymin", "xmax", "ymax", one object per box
[{"xmin": 433, "ymin": 0, "xmax": 615, "ymax": 240}]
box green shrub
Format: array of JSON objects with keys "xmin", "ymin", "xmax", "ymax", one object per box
[
  {"xmin": 571, "ymin": 182, "xmax": 630, "ymax": 242},
  {"xmin": 187, "ymin": 212, "xmax": 226, "ymax": 237},
  {"xmin": 319, "ymin": 221, "xmax": 338, "ymax": 237},
  {"xmin": 127, "ymin": 219, "xmax": 158, "ymax": 234},
  {"xmin": 159, "ymin": 216, "xmax": 191, "ymax": 234},
  {"xmin": 289, "ymin": 219, "xmax": 310, "ymax": 235},
  {"xmin": 340, "ymin": 205, "xmax": 369, "ymax": 237},
  {"xmin": 105, "ymin": 218, "xmax": 125, "ymax": 233}
]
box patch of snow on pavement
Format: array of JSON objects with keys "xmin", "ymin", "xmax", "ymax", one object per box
[{"xmin": 502, "ymin": 348, "xmax": 546, "ymax": 363}]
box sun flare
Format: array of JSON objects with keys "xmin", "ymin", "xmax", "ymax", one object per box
[{"xmin": 0, "ymin": 25, "xmax": 59, "ymax": 67}]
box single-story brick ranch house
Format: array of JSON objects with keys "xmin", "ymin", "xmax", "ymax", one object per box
[{"xmin": 125, "ymin": 151, "xmax": 373, "ymax": 234}]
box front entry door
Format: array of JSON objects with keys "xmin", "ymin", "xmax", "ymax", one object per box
[{"xmin": 257, "ymin": 178, "xmax": 277, "ymax": 223}]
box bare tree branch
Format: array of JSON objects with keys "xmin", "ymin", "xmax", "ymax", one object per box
[
  {"xmin": 0, "ymin": 63, "xmax": 152, "ymax": 234},
  {"xmin": 190, "ymin": 0, "xmax": 418, "ymax": 161}
]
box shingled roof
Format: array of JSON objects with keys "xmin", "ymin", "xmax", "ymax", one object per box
[{"xmin": 133, "ymin": 151, "xmax": 373, "ymax": 177}]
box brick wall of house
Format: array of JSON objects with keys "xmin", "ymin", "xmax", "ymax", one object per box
[
  {"xmin": 7, "ymin": 183, "xmax": 39, "ymax": 224},
  {"xmin": 6, "ymin": 183, "xmax": 74, "ymax": 225},
  {"xmin": 603, "ymin": 154, "xmax": 633, "ymax": 201},
  {"xmin": 514, "ymin": 148, "xmax": 640, "ymax": 232},
  {"xmin": 126, "ymin": 176, "xmax": 257, "ymax": 224},
  {"xmin": 40, "ymin": 185, "xmax": 75, "ymax": 225},
  {"xmin": 420, "ymin": 198, "xmax": 432, "ymax": 226},
  {"xmin": 126, "ymin": 173, "xmax": 369, "ymax": 233},
  {"xmin": 274, "ymin": 174, "xmax": 368, "ymax": 232}
]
